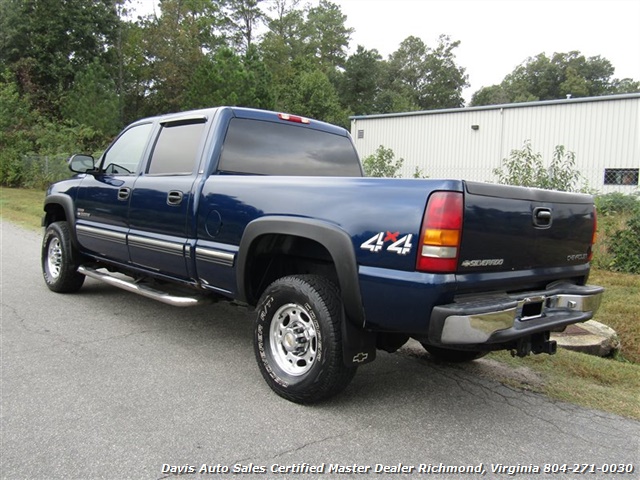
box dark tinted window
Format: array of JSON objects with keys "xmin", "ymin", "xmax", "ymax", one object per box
[
  {"xmin": 147, "ymin": 122, "xmax": 205, "ymax": 175},
  {"xmin": 218, "ymin": 118, "xmax": 362, "ymax": 176}
]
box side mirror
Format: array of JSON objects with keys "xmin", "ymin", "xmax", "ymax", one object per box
[{"xmin": 68, "ymin": 154, "xmax": 96, "ymax": 174}]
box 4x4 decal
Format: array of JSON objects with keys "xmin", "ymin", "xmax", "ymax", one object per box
[{"xmin": 360, "ymin": 231, "xmax": 413, "ymax": 255}]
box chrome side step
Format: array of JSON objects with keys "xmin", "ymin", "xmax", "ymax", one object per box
[{"xmin": 78, "ymin": 265, "xmax": 212, "ymax": 307}]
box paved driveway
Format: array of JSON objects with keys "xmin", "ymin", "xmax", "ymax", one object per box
[{"xmin": 1, "ymin": 221, "xmax": 638, "ymax": 479}]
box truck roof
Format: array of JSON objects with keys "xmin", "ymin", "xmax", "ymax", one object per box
[{"xmin": 130, "ymin": 106, "xmax": 350, "ymax": 138}]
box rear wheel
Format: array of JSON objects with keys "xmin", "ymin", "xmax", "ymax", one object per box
[
  {"xmin": 254, "ymin": 275, "xmax": 356, "ymax": 403},
  {"xmin": 421, "ymin": 344, "xmax": 487, "ymax": 363},
  {"xmin": 42, "ymin": 221, "xmax": 85, "ymax": 293}
]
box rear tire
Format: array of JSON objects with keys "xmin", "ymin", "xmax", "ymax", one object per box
[
  {"xmin": 42, "ymin": 221, "xmax": 85, "ymax": 293},
  {"xmin": 254, "ymin": 275, "xmax": 356, "ymax": 403},
  {"xmin": 421, "ymin": 344, "xmax": 487, "ymax": 363}
]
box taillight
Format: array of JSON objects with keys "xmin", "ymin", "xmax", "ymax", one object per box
[
  {"xmin": 278, "ymin": 112, "xmax": 310, "ymax": 124},
  {"xmin": 416, "ymin": 191, "xmax": 463, "ymax": 273},
  {"xmin": 588, "ymin": 207, "xmax": 597, "ymax": 261}
]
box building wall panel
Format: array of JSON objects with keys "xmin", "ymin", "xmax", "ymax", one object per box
[{"xmin": 351, "ymin": 94, "xmax": 640, "ymax": 193}]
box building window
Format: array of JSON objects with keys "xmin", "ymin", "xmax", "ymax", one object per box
[{"xmin": 604, "ymin": 168, "xmax": 639, "ymax": 186}]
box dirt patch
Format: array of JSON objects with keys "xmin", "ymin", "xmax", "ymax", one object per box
[
  {"xmin": 467, "ymin": 358, "xmax": 546, "ymax": 391},
  {"xmin": 400, "ymin": 339, "xmax": 545, "ymax": 392}
]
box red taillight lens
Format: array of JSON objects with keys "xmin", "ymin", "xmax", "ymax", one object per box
[{"xmin": 416, "ymin": 191, "xmax": 463, "ymax": 273}]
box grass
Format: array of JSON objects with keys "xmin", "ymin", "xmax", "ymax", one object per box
[
  {"xmin": 588, "ymin": 269, "xmax": 640, "ymax": 364},
  {"xmin": 2, "ymin": 186, "xmax": 639, "ymax": 419},
  {"xmin": 0, "ymin": 187, "xmax": 45, "ymax": 230},
  {"xmin": 484, "ymin": 265, "xmax": 640, "ymax": 420},
  {"xmin": 487, "ymin": 350, "xmax": 640, "ymax": 420}
]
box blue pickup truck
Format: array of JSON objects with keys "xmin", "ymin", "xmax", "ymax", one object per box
[{"xmin": 42, "ymin": 107, "xmax": 603, "ymax": 403}]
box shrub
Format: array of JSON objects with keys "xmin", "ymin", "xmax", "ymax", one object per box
[
  {"xmin": 595, "ymin": 192, "xmax": 640, "ymax": 216},
  {"xmin": 493, "ymin": 140, "xmax": 590, "ymax": 192},
  {"xmin": 362, "ymin": 145, "xmax": 404, "ymax": 178},
  {"xmin": 608, "ymin": 211, "xmax": 640, "ymax": 274},
  {"xmin": 591, "ymin": 193, "xmax": 640, "ymax": 272}
]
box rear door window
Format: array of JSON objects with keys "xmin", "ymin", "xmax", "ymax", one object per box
[{"xmin": 147, "ymin": 121, "xmax": 206, "ymax": 175}]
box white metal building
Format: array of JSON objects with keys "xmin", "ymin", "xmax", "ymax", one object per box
[{"xmin": 350, "ymin": 93, "xmax": 640, "ymax": 193}]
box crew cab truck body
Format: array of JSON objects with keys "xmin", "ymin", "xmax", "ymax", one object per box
[{"xmin": 42, "ymin": 107, "xmax": 603, "ymax": 403}]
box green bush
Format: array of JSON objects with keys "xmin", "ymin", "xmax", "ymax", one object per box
[
  {"xmin": 0, "ymin": 147, "xmax": 28, "ymax": 187},
  {"xmin": 595, "ymin": 192, "xmax": 640, "ymax": 216},
  {"xmin": 493, "ymin": 140, "xmax": 590, "ymax": 192},
  {"xmin": 362, "ymin": 145, "xmax": 404, "ymax": 178},
  {"xmin": 591, "ymin": 193, "xmax": 640, "ymax": 273},
  {"xmin": 608, "ymin": 211, "xmax": 640, "ymax": 274},
  {"xmin": 1, "ymin": 70, "xmax": 112, "ymax": 189}
]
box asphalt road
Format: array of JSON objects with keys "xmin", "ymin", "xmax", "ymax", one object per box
[{"xmin": 1, "ymin": 220, "xmax": 638, "ymax": 480}]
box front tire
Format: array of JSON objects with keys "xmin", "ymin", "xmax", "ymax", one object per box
[
  {"xmin": 254, "ymin": 275, "xmax": 356, "ymax": 403},
  {"xmin": 42, "ymin": 221, "xmax": 85, "ymax": 293}
]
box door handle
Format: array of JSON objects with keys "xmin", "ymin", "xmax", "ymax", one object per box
[
  {"xmin": 167, "ymin": 190, "xmax": 184, "ymax": 206},
  {"xmin": 118, "ymin": 187, "xmax": 130, "ymax": 201},
  {"xmin": 533, "ymin": 207, "xmax": 552, "ymax": 227}
]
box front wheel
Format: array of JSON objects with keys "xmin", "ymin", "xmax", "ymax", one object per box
[
  {"xmin": 41, "ymin": 221, "xmax": 85, "ymax": 293},
  {"xmin": 254, "ymin": 275, "xmax": 356, "ymax": 403},
  {"xmin": 421, "ymin": 344, "xmax": 487, "ymax": 363}
]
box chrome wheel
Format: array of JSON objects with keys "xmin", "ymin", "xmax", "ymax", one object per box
[
  {"xmin": 41, "ymin": 221, "xmax": 85, "ymax": 293},
  {"xmin": 47, "ymin": 237, "xmax": 63, "ymax": 279},
  {"xmin": 269, "ymin": 303, "xmax": 318, "ymax": 376},
  {"xmin": 255, "ymin": 275, "xmax": 357, "ymax": 403}
]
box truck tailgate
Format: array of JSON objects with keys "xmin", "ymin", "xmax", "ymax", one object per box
[{"xmin": 459, "ymin": 182, "xmax": 595, "ymax": 273}]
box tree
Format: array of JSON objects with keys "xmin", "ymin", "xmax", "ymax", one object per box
[
  {"xmin": 472, "ymin": 51, "xmax": 640, "ymax": 106},
  {"xmin": 242, "ymin": 45, "xmax": 275, "ymax": 110},
  {"xmin": 261, "ymin": 0, "xmax": 352, "ymax": 121},
  {"xmin": 470, "ymin": 85, "xmax": 510, "ymax": 106},
  {"xmin": 609, "ymin": 77, "xmax": 640, "ymax": 95},
  {"xmin": 386, "ymin": 36, "xmax": 428, "ymax": 110},
  {"xmin": 140, "ymin": 0, "xmax": 227, "ymax": 114},
  {"xmin": 0, "ymin": 0, "xmax": 120, "ymax": 116},
  {"xmin": 385, "ymin": 35, "xmax": 468, "ymax": 111},
  {"xmin": 373, "ymin": 85, "xmax": 416, "ymax": 114},
  {"xmin": 0, "ymin": 71, "xmax": 36, "ymax": 186},
  {"xmin": 419, "ymin": 35, "xmax": 468, "ymax": 109},
  {"xmin": 60, "ymin": 60, "xmax": 121, "ymax": 138},
  {"xmin": 306, "ymin": 0, "xmax": 353, "ymax": 72},
  {"xmin": 0, "ymin": 70, "xmax": 103, "ymax": 188},
  {"xmin": 183, "ymin": 47, "xmax": 274, "ymax": 110},
  {"xmin": 261, "ymin": 0, "xmax": 352, "ymax": 76},
  {"xmin": 225, "ymin": 0, "xmax": 265, "ymax": 54},
  {"xmin": 117, "ymin": 19, "xmax": 154, "ymax": 124},
  {"xmin": 362, "ymin": 145, "xmax": 404, "ymax": 178},
  {"xmin": 337, "ymin": 46, "xmax": 383, "ymax": 116},
  {"xmin": 260, "ymin": 1, "xmax": 310, "ymax": 99},
  {"xmin": 280, "ymin": 65, "xmax": 348, "ymax": 126}
]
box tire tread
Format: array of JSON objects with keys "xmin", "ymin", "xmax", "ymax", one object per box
[
  {"xmin": 42, "ymin": 221, "xmax": 85, "ymax": 293},
  {"xmin": 254, "ymin": 274, "xmax": 356, "ymax": 404}
]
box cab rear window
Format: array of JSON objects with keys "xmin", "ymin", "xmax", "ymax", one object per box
[{"xmin": 218, "ymin": 118, "xmax": 362, "ymax": 176}]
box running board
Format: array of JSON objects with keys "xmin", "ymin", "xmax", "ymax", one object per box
[{"xmin": 77, "ymin": 265, "xmax": 212, "ymax": 307}]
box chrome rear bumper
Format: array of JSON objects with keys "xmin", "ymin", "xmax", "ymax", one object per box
[{"xmin": 429, "ymin": 283, "xmax": 604, "ymax": 345}]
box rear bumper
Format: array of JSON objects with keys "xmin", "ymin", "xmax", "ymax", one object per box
[{"xmin": 428, "ymin": 283, "xmax": 604, "ymax": 346}]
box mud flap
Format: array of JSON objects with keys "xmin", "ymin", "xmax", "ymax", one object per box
[{"xmin": 341, "ymin": 318, "xmax": 376, "ymax": 366}]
